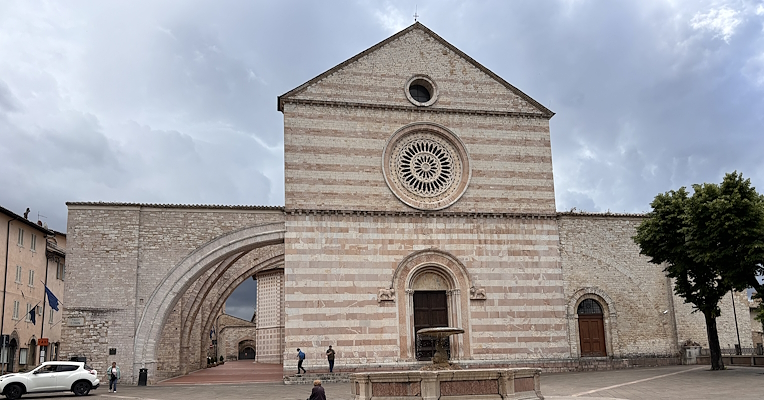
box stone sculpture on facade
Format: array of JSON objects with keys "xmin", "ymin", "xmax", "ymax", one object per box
[{"xmin": 377, "ymin": 288, "xmax": 395, "ymax": 302}]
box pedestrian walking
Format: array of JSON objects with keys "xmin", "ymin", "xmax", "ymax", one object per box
[
  {"xmin": 297, "ymin": 348, "xmax": 307, "ymax": 375},
  {"xmin": 106, "ymin": 362, "xmax": 120, "ymax": 393},
  {"xmin": 325, "ymin": 345, "xmax": 335, "ymax": 373},
  {"xmin": 307, "ymin": 379, "xmax": 326, "ymax": 400}
]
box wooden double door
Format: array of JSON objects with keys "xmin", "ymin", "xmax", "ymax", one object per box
[
  {"xmin": 413, "ymin": 291, "xmax": 448, "ymax": 361},
  {"xmin": 579, "ymin": 314, "xmax": 606, "ymax": 357}
]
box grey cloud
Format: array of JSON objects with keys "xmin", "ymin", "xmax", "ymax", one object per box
[
  {"xmin": 0, "ymin": 80, "xmax": 19, "ymax": 113},
  {"xmin": 225, "ymin": 277, "xmax": 257, "ymax": 321}
]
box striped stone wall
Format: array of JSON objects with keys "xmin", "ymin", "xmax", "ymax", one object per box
[
  {"xmin": 283, "ymin": 212, "xmax": 568, "ymax": 372},
  {"xmin": 283, "ymin": 104, "xmax": 553, "ymax": 214},
  {"xmin": 282, "ymin": 26, "xmax": 554, "ymax": 215}
]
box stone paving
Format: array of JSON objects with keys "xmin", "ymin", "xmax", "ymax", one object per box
[{"xmin": 15, "ymin": 363, "xmax": 762, "ymax": 399}]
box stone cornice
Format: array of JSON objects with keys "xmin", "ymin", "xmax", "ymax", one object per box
[
  {"xmin": 557, "ymin": 211, "xmax": 646, "ymax": 219},
  {"xmin": 66, "ymin": 202, "xmax": 284, "ymax": 212},
  {"xmin": 283, "ymin": 98, "xmax": 551, "ymax": 120},
  {"xmin": 286, "ymin": 208, "xmax": 558, "ymax": 220},
  {"xmin": 64, "ymin": 202, "xmax": 648, "ymax": 219}
]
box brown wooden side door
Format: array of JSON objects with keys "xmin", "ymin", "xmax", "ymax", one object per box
[
  {"xmin": 579, "ymin": 315, "xmax": 606, "ymax": 357},
  {"xmin": 413, "ymin": 291, "xmax": 448, "ymax": 360}
]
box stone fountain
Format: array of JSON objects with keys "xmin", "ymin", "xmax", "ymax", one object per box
[
  {"xmin": 351, "ymin": 327, "xmax": 543, "ymax": 400},
  {"xmin": 416, "ymin": 327, "xmax": 464, "ymax": 370}
]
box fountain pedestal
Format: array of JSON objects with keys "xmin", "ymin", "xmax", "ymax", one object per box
[
  {"xmin": 351, "ymin": 368, "xmax": 543, "ymax": 400},
  {"xmin": 350, "ymin": 327, "xmax": 543, "ymax": 399}
]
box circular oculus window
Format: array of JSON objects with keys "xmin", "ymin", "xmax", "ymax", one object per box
[
  {"xmin": 383, "ymin": 123, "xmax": 470, "ymax": 210},
  {"xmin": 405, "ymin": 76, "xmax": 438, "ymax": 107}
]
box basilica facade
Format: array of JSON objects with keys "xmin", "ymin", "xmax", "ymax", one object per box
[{"xmin": 61, "ymin": 23, "xmax": 751, "ymax": 384}]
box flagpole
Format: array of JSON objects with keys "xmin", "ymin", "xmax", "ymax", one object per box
[{"xmin": 41, "ymin": 257, "xmax": 49, "ymax": 363}]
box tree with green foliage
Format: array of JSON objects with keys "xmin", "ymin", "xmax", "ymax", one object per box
[{"xmin": 633, "ymin": 172, "xmax": 764, "ymax": 370}]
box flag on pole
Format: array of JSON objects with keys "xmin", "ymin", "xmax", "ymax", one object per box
[
  {"xmin": 29, "ymin": 307, "xmax": 36, "ymax": 325},
  {"xmin": 45, "ymin": 286, "xmax": 60, "ymax": 311}
]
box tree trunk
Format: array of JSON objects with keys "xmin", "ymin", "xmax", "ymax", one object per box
[{"xmin": 704, "ymin": 312, "xmax": 724, "ymax": 370}]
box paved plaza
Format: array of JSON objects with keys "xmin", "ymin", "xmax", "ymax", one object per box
[{"xmin": 12, "ymin": 362, "xmax": 762, "ymax": 399}]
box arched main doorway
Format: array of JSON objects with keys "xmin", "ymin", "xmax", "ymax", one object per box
[
  {"xmin": 577, "ymin": 299, "xmax": 606, "ymax": 357},
  {"xmin": 393, "ymin": 250, "xmax": 474, "ymax": 362},
  {"xmin": 413, "ymin": 290, "xmax": 449, "ymax": 360}
]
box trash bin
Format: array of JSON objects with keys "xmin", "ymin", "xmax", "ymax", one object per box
[{"xmin": 138, "ymin": 368, "xmax": 148, "ymax": 386}]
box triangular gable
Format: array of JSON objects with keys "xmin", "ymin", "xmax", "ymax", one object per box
[{"xmin": 278, "ymin": 22, "xmax": 553, "ymax": 118}]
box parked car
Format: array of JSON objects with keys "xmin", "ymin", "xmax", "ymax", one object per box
[{"xmin": 0, "ymin": 361, "xmax": 99, "ymax": 399}]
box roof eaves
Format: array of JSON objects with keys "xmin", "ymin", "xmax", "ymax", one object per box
[
  {"xmin": 278, "ymin": 23, "xmax": 421, "ymax": 112},
  {"xmin": 0, "ymin": 205, "xmax": 55, "ymax": 235}
]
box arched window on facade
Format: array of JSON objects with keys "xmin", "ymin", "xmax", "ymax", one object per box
[{"xmin": 577, "ymin": 299, "xmax": 606, "ymax": 357}]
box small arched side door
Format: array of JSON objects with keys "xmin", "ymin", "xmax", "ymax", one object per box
[{"xmin": 578, "ymin": 299, "xmax": 606, "ymax": 357}]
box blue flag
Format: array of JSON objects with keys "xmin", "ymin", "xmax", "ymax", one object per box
[
  {"xmin": 45, "ymin": 286, "xmax": 60, "ymax": 311},
  {"xmin": 29, "ymin": 307, "xmax": 36, "ymax": 325}
]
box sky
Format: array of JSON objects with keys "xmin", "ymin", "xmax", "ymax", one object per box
[{"xmin": 1, "ymin": 0, "xmax": 763, "ymax": 319}]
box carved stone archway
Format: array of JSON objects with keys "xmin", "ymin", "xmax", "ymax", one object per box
[{"xmin": 392, "ymin": 249, "xmax": 473, "ymax": 361}]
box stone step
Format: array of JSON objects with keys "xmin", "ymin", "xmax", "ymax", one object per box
[{"xmin": 283, "ymin": 372, "xmax": 351, "ymax": 385}]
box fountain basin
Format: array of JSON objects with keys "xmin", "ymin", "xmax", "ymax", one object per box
[{"xmin": 351, "ymin": 367, "xmax": 542, "ymax": 400}]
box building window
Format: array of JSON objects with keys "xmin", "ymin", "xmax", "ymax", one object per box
[
  {"xmin": 405, "ymin": 75, "xmax": 438, "ymax": 107},
  {"xmin": 19, "ymin": 349, "xmax": 27, "ymax": 365},
  {"xmin": 49, "ymin": 309, "xmax": 54, "ymax": 325},
  {"xmin": 17, "ymin": 228, "xmax": 24, "ymax": 247},
  {"xmin": 25, "ymin": 304, "xmax": 33, "ymax": 322},
  {"xmin": 15, "ymin": 266, "xmax": 22, "ymax": 283},
  {"xmin": 56, "ymin": 261, "xmax": 65, "ymax": 281},
  {"xmin": 30, "ymin": 234, "xmax": 36, "ymax": 251},
  {"xmin": 12, "ymin": 301, "xmax": 19, "ymax": 320},
  {"xmin": 28, "ymin": 270, "xmax": 34, "ymax": 287}
]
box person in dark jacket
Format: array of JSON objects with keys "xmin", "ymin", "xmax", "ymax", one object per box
[
  {"xmin": 308, "ymin": 379, "xmax": 326, "ymax": 400},
  {"xmin": 325, "ymin": 345, "xmax": 335, "ymax": 373},
  {"xmin": 297, "ymin": 348, "xmax": 307, "ymax": 375}
]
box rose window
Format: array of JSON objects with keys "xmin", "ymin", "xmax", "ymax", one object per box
[
  {"xmin": 383, "ymin": 123, "xmax": 471, "ymax": 211},
  {"xmin": 396, "ymin": 138, "xmax": 454, "ymax": 197}
]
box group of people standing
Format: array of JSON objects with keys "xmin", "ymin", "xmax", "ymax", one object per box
[{"xmin": 296, "ymin": 345, "xmax": 336, "ymax": 375}]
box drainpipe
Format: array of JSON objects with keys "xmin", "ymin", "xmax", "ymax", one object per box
[{"xmin": 2, "ymin": 217, "xmax": 18, "ymax": 374}]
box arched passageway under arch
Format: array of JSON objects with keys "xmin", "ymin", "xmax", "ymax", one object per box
[{"xmin": 135, "ymin": 222, "xmax": 286, "ymax": 383}]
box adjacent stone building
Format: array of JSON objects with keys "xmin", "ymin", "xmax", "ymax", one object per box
[
  {"xmin": 0, "ymin": 205, "xmax": 66, "ymax": 373},
  {"xmin": 61, "ymin": 23, "xmax": 752, "ymax": 384}
]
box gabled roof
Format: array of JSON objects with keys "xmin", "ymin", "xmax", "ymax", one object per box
[{"xmin": 278, "ymin": 22, "xmax": 553, "ymax": 118}]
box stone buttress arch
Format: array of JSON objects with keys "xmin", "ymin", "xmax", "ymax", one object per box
[
  {"xmin": 392, "ymin": 249, "xmax": 473, "ymax": 361},
  {"xmin": 567, "ymin": 287, "xmax": 618, "ymax": 358},
  {"xmin": 133, "ymin": 222, "xmax": 285, "ymax": 383}
]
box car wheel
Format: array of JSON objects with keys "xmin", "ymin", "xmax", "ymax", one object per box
[
  {"xmin": 72, "ymin": 381, "xmax": 91, "ymax": 396},
  {"xmin": 4, "ymin": 383, "xmax": 23, "ymax": 400}
]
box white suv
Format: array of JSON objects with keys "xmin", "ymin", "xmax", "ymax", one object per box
[{"xmin": 0, "ymin": 361, "xmax": 100, "ymax": 399}]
